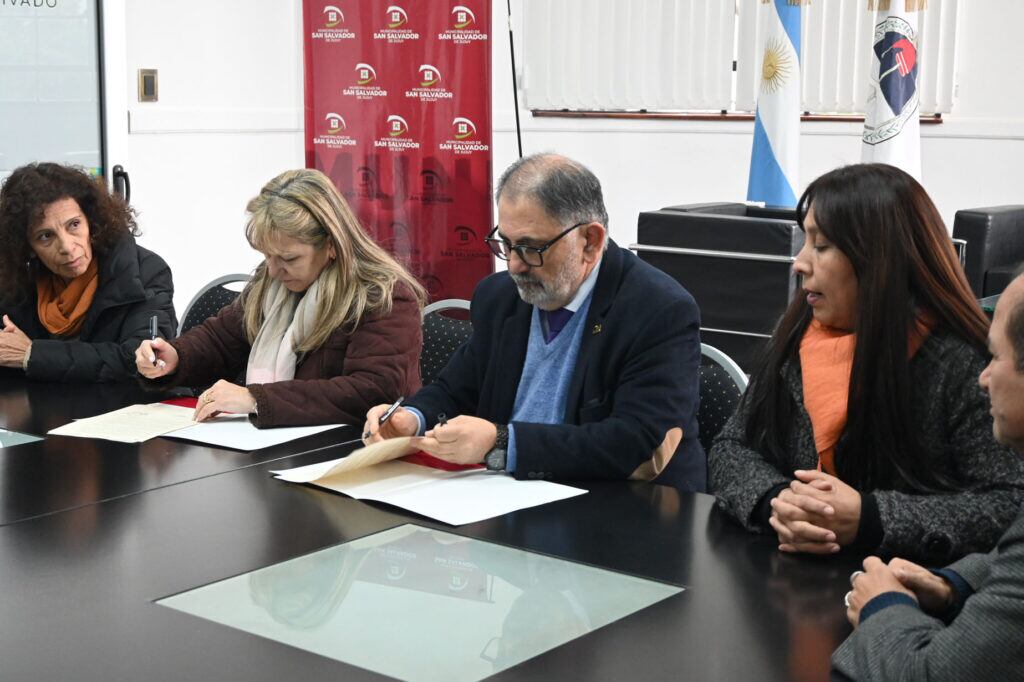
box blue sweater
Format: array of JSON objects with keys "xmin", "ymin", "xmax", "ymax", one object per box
[
  {"xmin": 406, "ymin": 239, "xmax": 705, "ymax": 491},
  {"xmin": 506, "ymin": 297, "xmax": 593, "ymax": 472}
]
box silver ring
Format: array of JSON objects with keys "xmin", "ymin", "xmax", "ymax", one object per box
[
  {"xmin": 850, "ymin": 570, "xmax": 865, "ymax": 587},
  {"xmin": 844, "ymin": 590, "xmax": 852, "ymax": 608}
]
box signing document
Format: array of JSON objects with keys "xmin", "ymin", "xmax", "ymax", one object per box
[
  {"xmin": 166, "ymin": 414, "xmax": 342, "ymax": 450},
  {"xmin": 49, "ymin": 403, "xmax": 344, "ymax": 449},
  {"xmin": 49, "ymin": 403, "xmax": 195, "ymax": 443},
  {"xmin": 272, "ymin": 438, "xmax": 587, "ymax": 525}
]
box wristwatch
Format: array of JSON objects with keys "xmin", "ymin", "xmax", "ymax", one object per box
[{"xmin": 484, "ymin": 423, "xmax": 509, "ymax": 471}]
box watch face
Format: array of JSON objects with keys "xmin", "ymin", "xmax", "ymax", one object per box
[{"xmin": 486, "ymin": 448, "xmax": 506, "ymax": 471}]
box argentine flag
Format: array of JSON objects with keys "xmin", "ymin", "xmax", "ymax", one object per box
[{"xmin": 747, "ymin": 0, "xmax": 804, "ymax": 209}]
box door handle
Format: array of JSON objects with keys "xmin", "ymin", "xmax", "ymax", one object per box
[{"xmin": 112, "ymin": 165, "xmax": 131, "ymax": 203}]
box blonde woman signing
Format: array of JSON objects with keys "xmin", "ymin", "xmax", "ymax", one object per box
[{"xmin": 135, "ymin": 169, "xmax": 425, "ymax": 427}]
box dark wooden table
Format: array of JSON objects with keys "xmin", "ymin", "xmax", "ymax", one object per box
[
  {"xmin": 0, "ymin": 373, "xmax": 358, "ymax": 525},
  {"xmin": 0, "ymin": 376, "xmax": 858, "ymax": 681}
]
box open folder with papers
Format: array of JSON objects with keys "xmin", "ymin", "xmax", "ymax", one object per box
[{"xmin": 271, "ymin": 438, "xmax": 587, "ymax": 525}]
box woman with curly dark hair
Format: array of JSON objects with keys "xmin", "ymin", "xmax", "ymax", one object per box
[{"xmin": 0, "ymin": 163, "xmax": 176, "ymax": 382}]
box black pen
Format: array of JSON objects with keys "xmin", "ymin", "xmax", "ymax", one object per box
[
  {"xmin": 363, "ymin": 396, "xmax": 404, "ymax": 439},
  {"xmin": 148, "ymin": 315, "xmax": 165, "ymax": 368}
]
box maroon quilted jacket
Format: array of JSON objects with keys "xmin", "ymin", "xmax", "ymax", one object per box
[{"xmin": 158, "ymin": 284, "xmax": 421, "ymax": 427}]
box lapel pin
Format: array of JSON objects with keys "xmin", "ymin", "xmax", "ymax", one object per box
[{"xmin": 592, "ymin": 323, "xmax": 603, "ymax": 335}]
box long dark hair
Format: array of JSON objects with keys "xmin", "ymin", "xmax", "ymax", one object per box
[
  {"xmin": 0, "ymin": 163, "xmax": 138, "ymax": 303},
  {"xmin": 743, "ymin": 163, "xmax": 989, "ymax": 492}
]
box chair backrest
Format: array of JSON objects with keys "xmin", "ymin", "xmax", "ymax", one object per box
[
  {"xmin": 178, "ymin": 274, "xmax": 249, "ymax": 336},
  {"xmin": 420, "ymin": 298, "xmax": 472, "ymax": 386},
  {"xmin": 952, "ymin": 206, "xmax": 1024, "ymax": 297},
  {"xmin": 698, "ymin": 343, "xmax": 748, "ymax": 454},
  {"xmin": 634, "ymin": 204, "xmax": 802, "ymax": 372}
]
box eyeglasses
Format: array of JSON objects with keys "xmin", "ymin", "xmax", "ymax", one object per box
[{"xmin": 484, "ymin": 222, "xmax": 587, "ymax": 267}]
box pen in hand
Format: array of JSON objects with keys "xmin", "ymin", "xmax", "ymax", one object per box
[
  {"xmin": 363, "ymin": 396, "xmax": 404, "ymax": 440},
  {"xmin": 148, "ymin": 315, "xmax": 165, "ymax": 368}
]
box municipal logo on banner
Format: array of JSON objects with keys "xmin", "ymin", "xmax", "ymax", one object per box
[
  {"xmin": 439, "ymin": 117, "xmax": 490, "ymax": 155},
  {"xmin": 356, "ymin": 165, "xmax": 387, "ymax": 201},
  {"xmin": 374, "ymin": 115, "xmax": 421, "ymax": 151},
  {"xmin": 311, "ymin": 4, "xmax": 355, "ymax": 42},
  {"xmin": 443, "ymin": 225, "xmax": 488, "ymax": 260},
  {"xmin": 863, "ymin": 16, "xmax": 919, "ymax": 146},
  {"xmin": 342, "ymin": 63, "xmax": 388, "ymax": 100},
  {"xmin": 438, "ymin": 4, "xmax": 488, "ymax": 44},
  {"xmin": 312, "ymin": 112, "xmax": 357, "ymax": 148},
  {"xmin": 374, "ymin": 4, "xmax": 419, "ymax": 43},
  {"xmin": 383, "ymin": 220, "xmax": 421, "ymax": 260},
  {"xmin": 413, "ymin": 168, "xmax": 454, "ymax": 205},
  {"xmin": 405, "ymin": 64, "xmax": 454, "ymax": 102}
]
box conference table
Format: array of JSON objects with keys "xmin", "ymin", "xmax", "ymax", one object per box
[{"xmin": 0, "ymin": 373, "xmax": 860, "ymax": 681}]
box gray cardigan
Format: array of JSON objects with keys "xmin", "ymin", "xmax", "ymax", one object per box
[
  {"xmin": 830, "ymin": 506, "xmax": 1024, "ymax": 680},
  {"xmin": 708, "ymin": 330, "xmax": 1024, "ymax": 564}
]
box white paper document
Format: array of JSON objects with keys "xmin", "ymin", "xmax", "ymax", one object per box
[
  {"xmin": 48, "ymin": 403, "xmax": 345, "ymax": 450},
  {"xmin": 272, "ymin": 455, "xmax": 587, "ymax": 525},
  {"xmin": 48, "ymin": 403, "xmax": 195, "ymax": 443},
  {"xmin": 165, "ymin": 413, "xmax": 345, "ymax": 451}
]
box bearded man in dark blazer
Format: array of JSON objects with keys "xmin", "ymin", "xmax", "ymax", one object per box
[
  {"xmin": 832, "ymin": 269, "xmax": 1024, "ymax": 680},
  {"xmin": 363, "ymin": 153, "xmax": 704, "ymax": 491}
]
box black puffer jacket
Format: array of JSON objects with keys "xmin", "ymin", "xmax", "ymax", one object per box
[{"xmin": 1, "ymin": 235, "xmax": 177, "ymax": 382}]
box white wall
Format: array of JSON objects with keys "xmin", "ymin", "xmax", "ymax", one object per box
[
  {"xmin": 492, "ymin": 0, "xmax": 1024, "ymax": 245},
  {"xmin": 111, "ymin": 0, "xmax": 305, "ymax": 315},
  {"xmin": 107, "ymin": 0, "xmax": 1024, "ymax": 317}
]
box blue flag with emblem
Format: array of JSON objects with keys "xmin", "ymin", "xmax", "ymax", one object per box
[{"xmin": 747, "ymin": 0, "xmax": 805, "ymax": 209}]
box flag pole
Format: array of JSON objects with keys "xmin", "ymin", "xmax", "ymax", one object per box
[{"xmin": 506, "ymin": 0, "xmax": 523, "ymax": 159}]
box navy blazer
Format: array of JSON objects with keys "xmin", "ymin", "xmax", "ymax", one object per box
[{"xmin": 407, "ymin": 239, "xmax": 705, "ymax": 491}]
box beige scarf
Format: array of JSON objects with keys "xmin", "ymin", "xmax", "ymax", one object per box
[{"xmin": 245, "ymin": 273, "xmax": 325, "ymax": 385}]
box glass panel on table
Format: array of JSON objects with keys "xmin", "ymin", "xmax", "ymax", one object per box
[{"xmin": 159, "ymin": 523, "xmax": 683, "ymax": 681}]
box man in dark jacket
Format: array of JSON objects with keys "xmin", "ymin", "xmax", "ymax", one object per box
[
  {"xmin": 364, "ymin": 153, "xmax": 704, "ymax": 491},
  {"xmin": 832, "ymin": 270, "xmax": 1024, "ymax": 680}
]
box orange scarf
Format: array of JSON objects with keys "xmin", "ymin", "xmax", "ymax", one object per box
[
  {"xmin": 36, "ymin": 258, "xmax": 100, "ymax": 337},
  {"xmin": 800, "ymin": 317, "xmax": 932, "ymax": 475}
]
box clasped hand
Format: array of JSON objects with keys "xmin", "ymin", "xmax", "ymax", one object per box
[
  {"xmin": 362, "ymin": 406, "xmax": 496, "ymax": 465},
  {"xmin": 769, "ymin": 469, "xmax": 862, "ymax": 554},
  {"xmin": 845, "ymin": 556, "xmax": 954, "ymax": 628},
  {"xmin": 0, "ymin": 315, "xmax": 32, "ymax": 368}
]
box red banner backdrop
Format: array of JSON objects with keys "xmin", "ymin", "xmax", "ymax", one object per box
[{"xmin": 302, "ymin": 1, "xmax": 494, "ymax": 302}]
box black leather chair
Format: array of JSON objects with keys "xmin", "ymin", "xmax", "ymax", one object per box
[
  {"xmin": 634, "ymin": 203, "xmax": 801, "ymax": 372},
  {"xmin": 952, "ymin": 206, "xmax": 1024, "ymax": 297},
  {"xmin": 178, "ymin": 274, "xmax": 249, "ymax": 336},
  {"xmin": 420, "ymin": 299, "xmax": 472, "ymax": 386}
]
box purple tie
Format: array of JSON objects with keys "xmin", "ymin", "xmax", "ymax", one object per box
[{"xmin": 544, "ymin": 308, "xmax": 574, "ymax": 343}]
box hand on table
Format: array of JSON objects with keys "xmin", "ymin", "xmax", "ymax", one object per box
[
  {"xmin": 412, "ymin": 415, "xmax": 496, "ymax": 466},
  {"xmin": 845, "ymin": 556, "xmax": 916, "ymax": 628},
  {"xmin": 770, "ymin": 470, "xmax": 862, "ymax": 554},
  {"xmin": 889, "ymin": 557, "xmax": 955, "ymax": 615},
  {"xmin": 0, "ymin": 315, "xmax": 31, "ymax": 368},
  {"xmin": 194, "ymin": 380, "xmax": 256, "ymax": 422},
  {"xmin": 769, "ymin": 484, "xmax": 840, "ymax": 554},
  {"xmin": 135, "ymin": 338, "xmax": 178, "ymax": 378},
  {"xmin": 362, "ymin": 405, "xmax": 419, "ymax": 443}
]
